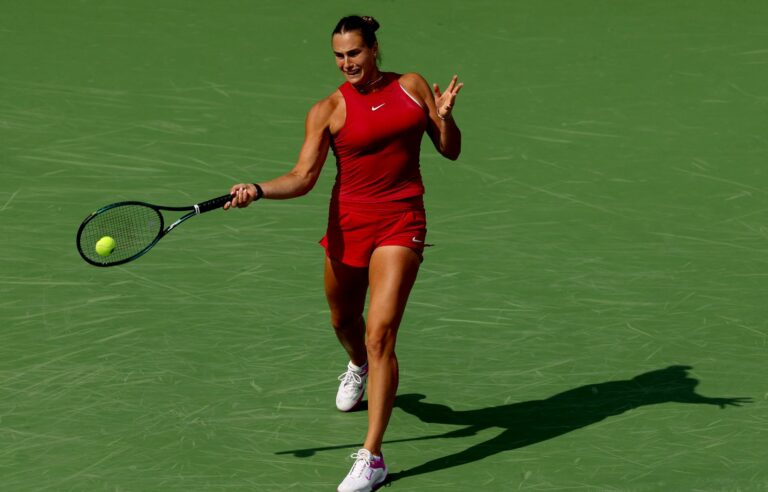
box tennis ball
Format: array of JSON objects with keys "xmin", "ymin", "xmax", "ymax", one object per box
[{"xmin": 95, "ymin": 236, "xmax": 116, "ymax": 257}]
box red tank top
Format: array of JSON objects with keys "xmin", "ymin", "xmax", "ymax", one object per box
[{"xmin": 330, "ymin": 73, "xmax": 428, "ymax": 204}]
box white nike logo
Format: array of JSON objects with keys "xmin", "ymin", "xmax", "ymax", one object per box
[
  {"xmin": 371, "ymin": 103, "xmax": 385, "ymax": 111},
  {"xmin": 411, "ymin": 237, "xmax": 424, "ymax": 243}
]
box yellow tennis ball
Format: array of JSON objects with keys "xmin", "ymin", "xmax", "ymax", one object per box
[{"xmin": 95, "ymin": 236, "xmax": 116, "ymax": 257}]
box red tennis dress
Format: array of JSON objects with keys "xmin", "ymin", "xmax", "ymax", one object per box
[{"xmin": 320, "ymin": 73, "xmax": 429, "ymax": 267}]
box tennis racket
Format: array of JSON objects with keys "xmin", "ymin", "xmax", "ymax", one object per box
[{"xmin": 76, "ymin": 193, "xmax": 233, "ymax": 267}]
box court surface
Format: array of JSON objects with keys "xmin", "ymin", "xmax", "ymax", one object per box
[{"xmin": 1, "ymin": 1, "xmax": 766, "ymax": 490}]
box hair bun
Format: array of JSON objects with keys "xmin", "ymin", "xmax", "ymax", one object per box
[{"xmin": 361, "ymin": 16, "xmax": 380, "ymax": 31}]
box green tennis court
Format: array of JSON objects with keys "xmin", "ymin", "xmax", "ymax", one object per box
[{"xmin": 2, "ymin": 1, "xmax": 766, "ymax": 490}]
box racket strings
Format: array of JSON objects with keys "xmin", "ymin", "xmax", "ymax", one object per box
[{"xmin": 78, "ymin": 205, "xmax": 162, "ymax": 264}]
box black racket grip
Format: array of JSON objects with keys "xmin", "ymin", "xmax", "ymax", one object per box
[{"xmin": 196, "ymin": 194, "xmax": 235, "ymax": 214}]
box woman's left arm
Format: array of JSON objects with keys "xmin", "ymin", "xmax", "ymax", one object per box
[{"xmin": 401, "ymin": 73, "xmax": 463, "ymax": 161}]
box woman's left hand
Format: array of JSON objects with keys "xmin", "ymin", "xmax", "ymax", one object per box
[{"xmin": 433, "ymin": 75, "xmax": 463, "ymax": 120}]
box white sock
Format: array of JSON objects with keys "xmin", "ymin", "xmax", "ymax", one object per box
[{"xmin": 348, "ymin": 361, "xmax": 368, "ymax": 373}]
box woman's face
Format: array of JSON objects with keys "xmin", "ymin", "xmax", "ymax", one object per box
[{"xmin": 332, "ymin": 31, "xmax": 378, "ymax": 87}]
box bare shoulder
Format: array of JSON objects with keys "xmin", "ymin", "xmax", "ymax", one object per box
[
  {"xmin": 308, "ymin": 90, "xmax": 342, "ymax": 119},
  {"xmin": 398, "ymin": 72, "xmax": 432, "ymax": 105},
  {"xmin": 306, "ymin": 90, "xmax": 344, "ymax": 131}
]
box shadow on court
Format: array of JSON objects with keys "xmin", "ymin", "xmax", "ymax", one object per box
[
  {"xmin": 276, "ymin": 366, "xmax": 750, "ymax": 482},
  {"xmin": 388, "ymin": 365, "xmax": 750, "ymax": 482}
]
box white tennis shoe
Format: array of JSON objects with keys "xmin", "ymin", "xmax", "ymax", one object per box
[
  {"xmin": 337, "ymin": 448, "xmax": 387, "ymax": 492},
  {"xmin": 336, "ymin": 362, "xmax": 368, "ymax": 411}
]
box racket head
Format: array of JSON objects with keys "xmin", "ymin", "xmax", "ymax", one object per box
[{"xmin": 76, "ymin": 201, "xmax": 164, "ymax": 267}]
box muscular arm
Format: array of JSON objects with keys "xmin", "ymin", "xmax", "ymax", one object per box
[
  {"xmin": 226, "ymin": 95, "xmax": 338, "ymax": 208},
  {"xmin": 400, "ymin": 72, "xmax": 462, "ymax": 161}
]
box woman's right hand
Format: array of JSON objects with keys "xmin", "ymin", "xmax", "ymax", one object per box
[{"xmin": 224, "ymin": 183, "xmax": 258, "ymax": 210}]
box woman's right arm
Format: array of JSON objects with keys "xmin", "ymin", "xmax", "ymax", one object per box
[{"xmin": 225, "ymin": 96, "xmax": 336, "ymax": 209}]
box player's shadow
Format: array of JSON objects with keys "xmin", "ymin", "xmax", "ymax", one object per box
[
  {"xmin": 275, "ymin": 365, "xmax": 750, "ymax": 483},
  {"xmin": 387, "ymin": 365, "xmax": 750, "ymax": 482}
]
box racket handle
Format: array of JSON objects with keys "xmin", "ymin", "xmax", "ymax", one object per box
[{"xmin": 195, "ymin": 194, "xmax": 234, "ymax": 214}]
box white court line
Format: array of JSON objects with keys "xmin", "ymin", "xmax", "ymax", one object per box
[{"xmin": 0, "ymin": 189, "xmax": 20, "ymax": 212}]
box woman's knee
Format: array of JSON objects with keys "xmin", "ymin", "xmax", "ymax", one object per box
[
  {"xmin": 331, "ymin": 311, "xmax": 364, "ymax": 332},
  {"xmin": 366, "ymin": 328, "xmax": 398, "ymax": 360}
]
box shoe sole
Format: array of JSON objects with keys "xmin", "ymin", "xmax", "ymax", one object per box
[{"xmin": 337, "ymin": 470, "xmax": 387, "ymax": 492}]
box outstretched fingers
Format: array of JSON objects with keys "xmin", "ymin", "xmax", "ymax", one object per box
[
  {"xmin": 432, "ymin": 82, "xmax": 443, "ymax": 99},
  {"xmin": 434, "ymin": 75, "xmax": 463, "ymax": 119},
  {"xmin": 437, "ymin": 75, "xmax": 463, "ymax": 97}
]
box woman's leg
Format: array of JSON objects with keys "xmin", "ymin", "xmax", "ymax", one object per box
[
  {"xmin": 363, "ymin": 245, "xmax": 421, "ymax": 455},
  {"xmin": 324, "ymin": 256, "xmax": 369, "ymax": 366}
]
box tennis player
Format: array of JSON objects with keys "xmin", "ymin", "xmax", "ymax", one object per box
[{"xmin": 226, "ymin": 15, "xmax": 462, "ymax": 491}]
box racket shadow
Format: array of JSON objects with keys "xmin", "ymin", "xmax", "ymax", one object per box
[{"xmin": 386, "ymin": 365, "xmax": 751, "ymax": 483}]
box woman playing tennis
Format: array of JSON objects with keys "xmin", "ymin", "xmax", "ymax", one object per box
[{"xmin": 226, "ymin": 15, "xmax": 462, "ymax": 492}]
